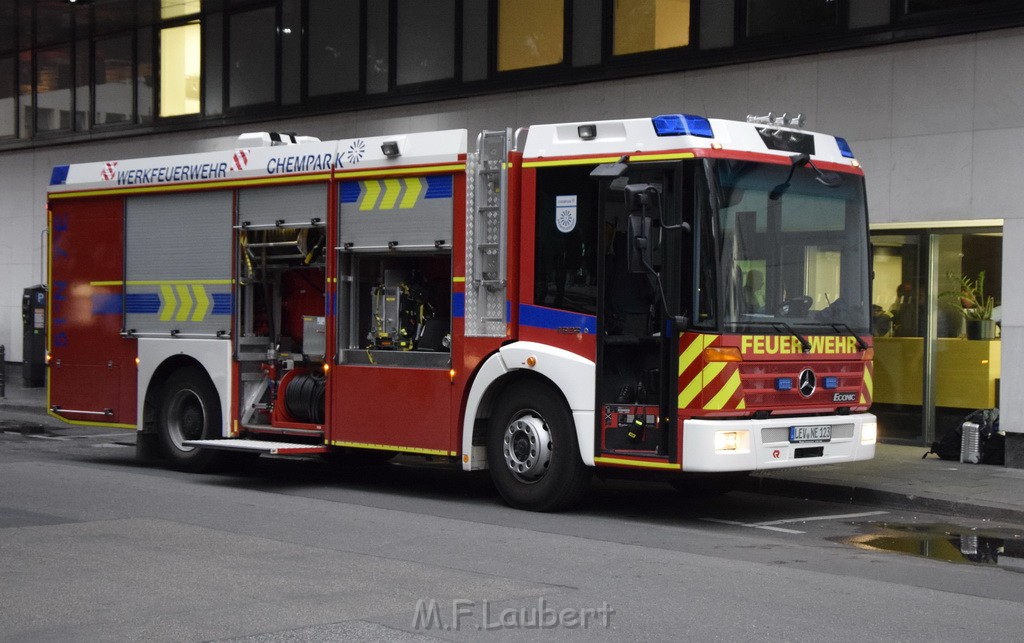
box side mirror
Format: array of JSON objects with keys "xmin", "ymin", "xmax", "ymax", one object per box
[
  {"xmin": 623, "ymin": 183, "xmax": 658, "ymax": 213},
  {"xmin": 627, "ymin": 214, "xmax": 653, "ymax": 273}
]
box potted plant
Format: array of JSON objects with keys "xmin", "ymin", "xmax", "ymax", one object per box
[{"xmin": 940, "ymin": 271, "xmax": 996, "ymax": 339}]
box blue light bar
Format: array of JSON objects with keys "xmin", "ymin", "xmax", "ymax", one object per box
[
  {"xmin": 776, "ymin": 377, "xmax": 793, "ymax": 391},
  {"xmin": 652, "ymin": 114, "xmax": 714, "ymax": 138},
  {"xmin": 823, "ymin": 376, "xmax": 839, "ymax": 390},
  {"xmin": 835, "ymin": 137, "xmax": 855, "ymax": 158},
  {"xmin": 50, "ymin": 165, "xmax": 70, "ymax": 186}
]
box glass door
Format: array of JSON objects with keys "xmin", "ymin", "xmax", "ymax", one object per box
[
  {"xmin": 871, "ymin": 233, "xmax": 926, "ymax": 441},
  {"xmin": 870, "ymin": 228, "xmax": 1002, "ymax": 443}
]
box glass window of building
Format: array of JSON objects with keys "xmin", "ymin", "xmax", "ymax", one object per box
[
  {"xmin": 498, "ymin": 0, "xmax": 564, "ymax": 71},
  {"xmin": 95, "ymin": 0, "xmax": 137, "ymax": 35},
  {"xmin": 903, "ymin": 0, "xmax": 1004, "ymax": 13},
  {"xmin": 745, "ymin": 0, "xmax": 840, "ymax": 38},
  {"xmin": 463, "ymin": 1, "xmax": 489, "ymax": 80},
  {"xmin": 95, "ymin": 35, "xmax": 134, "ymax": 125},
  {"xmin": 162, "ymin": 0, "xmax": 203, "ymax": 20},
  {"xmin": 138, "ymin": 27, "xmax": 154, "ymax": 123},
  {"xmin": 397, "ymin": 0, "xmax": 456, "ymax": 85},
  {"xmin": 366, "ymin": 0, "xmax": 390, "ymax": 94},
  {"xmin": 18, "ymin": 50, "xmax": 31, "ymax": 138},
  {"xmin": 0, "ymin": 55, "xmax": 14, "ymax": 137},
  {"xmin": 613, "ymin": 0, "xmax": 691, "ymax": 56},
  {"xmin": 0, "ymin": 1, "xmax": 16, "ymax": 54},
  {"xmin": 228, "ymin": 7, "xmax": 277, "ymax": 108},
  {"xmin": 35, "ymin": 46, "xmax": 73, "ymax": 133},
  {"xmin": 36, "ymin": 0, "xmax": 74, "ymax": 47},
  {"xmin": 160, "ymin": 21, "xmax": 201, "ymax": 117},
  {"xmin": 74, "ymin": 39, "xmax": 89, "ymax": 130},
  {"xmin": 281, "ymin": 0, "xmax": 301, "ymax": 104},
  {"xmin": 308, "ymin": 0, "xmax": 361, "ymax": 96}
]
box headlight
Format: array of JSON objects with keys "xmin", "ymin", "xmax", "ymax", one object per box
[
  {"xmin": 861, "ymin": 422, "xmax": 877, "ymax": 445},
  {"xmin": 715, "ymin": 431, "xmax": 738, "ymax": 451},
  {"xmin": 714, "ymin": 430, "xmax": 749, "ymax": 453}
]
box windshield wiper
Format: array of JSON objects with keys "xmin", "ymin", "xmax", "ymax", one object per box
[
  {"xmin": 735, "ymin": 320, "xmax": 812, "ymax": 353},
  {"xmin": 769, "ymin": 153, "xmax": 843, "ymax": 200},
  {"xmin": 830, "ymin": 322, "xmax": 869, "ymax": 351},
  {"xmin": 774, "ymin": 321, "xmax": 812, "ymax": 353}
]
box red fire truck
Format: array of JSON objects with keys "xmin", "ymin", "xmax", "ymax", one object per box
[{"xmin": 46, "ymin": 113, "xmax": 876, "ymax": 511}]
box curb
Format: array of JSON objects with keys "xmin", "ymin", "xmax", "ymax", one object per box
[
  {"xmin": 0, "ymin": 400, "xmax": 49, "ymax": 413},
  {"xmin": 744, "ymin": 475, "xmax": 1024, "ymax": 525}
]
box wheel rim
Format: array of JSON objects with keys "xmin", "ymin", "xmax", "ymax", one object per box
[
  {"xmin": 502, "ymin": 412, "xmax": 553, "ymax": 482},
  {"xmin": 165, "ymin": 388, "xmax": 206, "ymax": 451}
]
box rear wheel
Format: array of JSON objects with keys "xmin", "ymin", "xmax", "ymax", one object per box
[
  {"xmin": 157, "ymin": 366, "xmax": 227, "ymax": 472},
  {"xmin": 487, "ymin": 382, "xmax": 591, "ymax": 512}
]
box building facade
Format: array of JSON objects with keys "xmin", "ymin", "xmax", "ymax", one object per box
[{"xmin": 2, "ymin": 0, "xmax": 1023, "ymax": 460}]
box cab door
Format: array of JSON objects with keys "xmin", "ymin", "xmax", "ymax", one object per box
[{"xmin": 592, "ymin": 163, "xmax": 689, "ymax": 462}]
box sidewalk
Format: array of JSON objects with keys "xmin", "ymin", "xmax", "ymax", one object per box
[{"xmin": 3, "ymin": 361, "xmax": 1024, "ymax": 523}]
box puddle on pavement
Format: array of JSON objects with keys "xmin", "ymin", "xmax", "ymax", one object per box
[{"xmin": 836, "ymin": 523, "xmax": 1024, "ymax": 572}]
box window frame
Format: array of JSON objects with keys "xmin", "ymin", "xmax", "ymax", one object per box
[{"xmin": 224, "ymin": 2, "xmax": 281, "ymax": 112}]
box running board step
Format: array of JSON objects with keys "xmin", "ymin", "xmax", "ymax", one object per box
[{"xmin": 182, "ymin": 439, "xmax": 329, "ymax": 455}]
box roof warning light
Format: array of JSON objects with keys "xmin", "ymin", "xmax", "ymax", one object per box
[
  {"xmin": 652, "ymin": 114, "xmax": 714, "ymax": 138},
  {"xmin": 835, "ymin": 137, "xmax": 855, "ymax": 159}
]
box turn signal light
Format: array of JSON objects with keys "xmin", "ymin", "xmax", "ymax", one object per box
[{"xmin": 703, "ymin": 346, "xmax": 742, "ymax": 362}]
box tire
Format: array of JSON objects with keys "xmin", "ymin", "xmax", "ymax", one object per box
[
  {"xmin": 157, "ymin": 366, "xmax": 227, "ymax": 472},
  {"xmin": 486, "ymin": 382, "xmax": 592, "ymax": 512}
]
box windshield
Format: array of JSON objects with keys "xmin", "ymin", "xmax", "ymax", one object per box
[{"xmin": 700, "ymin": 158, "xmax": 870, "ymax": 334}]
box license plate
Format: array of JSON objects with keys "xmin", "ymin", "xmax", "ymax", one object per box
[{"xmin": 789, "ymin": 425, "xmax": 832, "ymax": 443}]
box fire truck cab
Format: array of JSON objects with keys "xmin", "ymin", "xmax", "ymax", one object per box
[{"xmin": 47, "ymin": 112, "xmax": 876, "ymax": 511}]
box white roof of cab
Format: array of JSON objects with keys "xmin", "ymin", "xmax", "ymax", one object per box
[{"xmin": 520, "ymin": 116, "xmax": 855, "ymax": 166}]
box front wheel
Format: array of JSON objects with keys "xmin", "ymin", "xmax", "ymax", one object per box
[
  {"xmin": 157, "ymin": 366, "xmax": 227, "ymax": 472},
  {"xmin": 487, "ymin": 382, "xmax": 591, "ymax": 512}
]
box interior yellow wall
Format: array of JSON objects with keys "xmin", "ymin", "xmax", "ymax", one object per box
[
  {"xmin": 159, "ymin": 22, "xmax": 201, "ymax": 117},
  {"xmin": 161, "ymin": 0, "xmax": 202, "ymax": 20},
  {"xmin": 498, "ymin": 0, "xmax": 564, "ymax": 71},
  {"xmin": 614, "ymin": 0, "xmax": 690, "ymax": 56}
]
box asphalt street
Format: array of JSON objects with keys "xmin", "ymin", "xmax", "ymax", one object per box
[{"xmin": 2, "ymin": 426, "xmax": 1023, "ymax": 641}]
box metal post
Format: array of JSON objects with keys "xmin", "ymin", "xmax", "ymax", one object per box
[{"xmin": 1, "ymin": 344, "xmax": 6, "ymax": 398}]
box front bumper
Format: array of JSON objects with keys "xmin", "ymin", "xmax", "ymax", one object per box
[{"xmin": 681, "ymin": 413, "xmax": 876, "ymax": 472}]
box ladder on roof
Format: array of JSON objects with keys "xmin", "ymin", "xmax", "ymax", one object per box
[{"xmin": 464, "ymin": 129, "xmax": 510, "ymax": 337}]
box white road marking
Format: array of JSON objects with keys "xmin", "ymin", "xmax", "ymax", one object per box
[
  {"xmin": 700, "ymin": 518, "xmax": 805, "ymax": 534},
  {"xmin": 701, "ymin": 510, "xmax": 889, "ymax": 535},
  {"xmin": 756, "ymin": 511, "xmax": 888, "ymax": 526}
]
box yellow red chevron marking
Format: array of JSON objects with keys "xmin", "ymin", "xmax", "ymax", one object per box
[
  {"xmin": 677, "ymin": 333, "xmax": 746, "ymax": 411},
  {"xmin": 706, "ymin": 368, "xmax": 742, "ymax": 410},
  {"xmin": 861, "ymin": 362, "xmax": 874, "ymax": 404}
]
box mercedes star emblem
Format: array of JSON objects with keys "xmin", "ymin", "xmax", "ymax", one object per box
[{"xmin": 798, "ymin": 369, "xmax": 816, "ymax": 397}]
